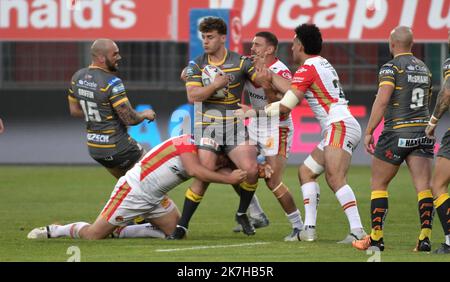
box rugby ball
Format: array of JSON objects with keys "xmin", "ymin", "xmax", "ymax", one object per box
[{"xmin": 202, "ymin": 65, "xmax": 226, "ymax": 98}]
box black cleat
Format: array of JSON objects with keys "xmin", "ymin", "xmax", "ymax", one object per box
[
  {"xmin": 433, "ymin": 243, "xmax": 450, "ymax": 254},
  {"xmin": 414, "ymin": 237, "xmax": 431, "ymax": 252},
  {"xmin": 369, "ymin": 237, "xmax": 385, "ymax": 252},
  {"xmin": 235, "ymin": 213, "xmax": 256, "ymax": 236},
  {"xmin": 166, "ymin": 225, "xmax": 187, "ymax": 240}
]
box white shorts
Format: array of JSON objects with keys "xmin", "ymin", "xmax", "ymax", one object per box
[
  {"xmin": 248, "ymin": 119, "xmax": 293, "ymax": 157},
  {"xmin": 101, "ymin": 177, "xmax": 175, "ymax": 226},
  {"xmin": 317, "ymin": 117, "xmax": 361, "ymax": 155}
]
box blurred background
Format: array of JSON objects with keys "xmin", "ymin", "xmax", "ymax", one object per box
[{"xmin": 0, "ymin": 0, "xmax": 448, "ymax": 165}]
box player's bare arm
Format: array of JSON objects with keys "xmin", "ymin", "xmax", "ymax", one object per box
[
  {"xmin": 186, "ymin": 74, "xmax": 229, "ymax": 103},
  {"xmin": 426, "ymin": 77, "xmax": 450, "ymax": 138},
  {"xmin": 364, "ymin": 84, "xmax": 394, "ymax": 154},
  {"xmin": 115, "ymin": 101, "xmax": 156, "ymax": 125},
  {"xmin": 0, "ymin": 118, "xmax": 4, "ymax": 134},
  {"xmin": 68, "ymin": 98, "xmax": 84, "ymax": 118},
  {"xmin": 180, "ymin": 152, "xmax": 247, "ymax": 185}
]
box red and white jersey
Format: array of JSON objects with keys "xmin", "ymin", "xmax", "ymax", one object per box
[
  {"xmin": 244, "ymin": 58, "xmax": 293, "ymax": 126},
  {"xmin": 123, "ymin": 135, "xmax": 197, "ymax": 203},
  {"xmin": 292, "ymin": 56, "xmax": 353, "ymax": 131}
]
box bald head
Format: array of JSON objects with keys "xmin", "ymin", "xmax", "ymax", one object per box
[
  {"xmin": 390, "ymin": 26, "xmax": 413, "ymax": 50},
  {"xmin": 90, "ymin": 38, "xmax": 121, "ymax": 72},
  {"xmin": 91, "ymin": 38, "xmax": 116, "ymax": 58}
]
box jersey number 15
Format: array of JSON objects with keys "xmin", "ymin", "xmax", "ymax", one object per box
[{"xmin": 80, "ymin": 100, "xmax": 101, "ymax": 122}]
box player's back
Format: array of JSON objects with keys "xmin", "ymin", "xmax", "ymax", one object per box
[
  {"xmin": 379, "ymin": 53, "xmax": 432, "ymax": 132},
  {"xmin": 292, "ymin": 56, "xmax": 352, "ymax": 128},
  {"xmin": 69, "ymin": 67, "xmax": 131, "ymax": 157},
  {"xmin": 124, "ymin": 135, "xmax": 197, "ymax": 203}
]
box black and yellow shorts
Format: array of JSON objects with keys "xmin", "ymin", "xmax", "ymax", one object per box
[
  {"xmin": 93, "ymin": 141, "xmax": 144, "ymax": 171},
  {"xmin": 194, "ymin": 119, "xmax": 249, "ymax": 155},
  {"xmin": 437, "ymin": 130, "xmax": 450, "ymax": 160},
  {"xmin": 374, "ymin": 130, "xmax": 434, "ymax": 165}
]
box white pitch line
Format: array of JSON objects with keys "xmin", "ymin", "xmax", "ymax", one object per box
[{"xmin": 155, "ymin": 242, "xmax": 269, "ymax": 252}]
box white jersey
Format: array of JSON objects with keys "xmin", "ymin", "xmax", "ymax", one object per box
[
  {"xmin": 291, "ymin": 56, "xmax": 353, "ymax": 132},
  {"xmin": 244, "ymin": 58, "xmax": 293, "ymax": 127},
  {"xmin": 124, "ymin": 135, "xmax": 196, "ymax": 204}
]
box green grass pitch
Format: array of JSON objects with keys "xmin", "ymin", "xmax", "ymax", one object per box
[{"xmin": 0, "ymin": 165, "xmax": 449, "ymax": 262}]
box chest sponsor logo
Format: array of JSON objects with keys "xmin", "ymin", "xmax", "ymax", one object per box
[{"xmin": 78, "ymin": 80, "xmax": 98, "ymax": 89}]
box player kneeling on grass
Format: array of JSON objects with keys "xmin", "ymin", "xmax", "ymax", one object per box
[{"xmin": 27, "ymin": 135, "xmax": 247, "ymax": 240}]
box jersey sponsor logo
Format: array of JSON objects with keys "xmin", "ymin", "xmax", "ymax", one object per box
[
  {"xmin": 280, "ymin": 70, "xmax": 292, "ymax": 80},
  {"xmin": 248, "ymin": 91, "xmax": 266, "ymax": 101},
  {"xmin": 87, "ymin": 133, "xmax": 110, "ymax": 143},
  {"xmin": 398, "ymin": 137, "xmax": 434, "ymax": 148},
  {"xmin": 444, "ymin": 63, "xmax": 450, "ymax": 70},
  {"xmin": 379, "ymin": 68, "xmax": 394, "ymax": 76},
  {"xmin": 78, "ymin": 88, "xmax": 94, "ymax": 99},
  {"xmin": 78, "ymin": 80, "xmax": 98, "ymax": 89},
  {"xmin": 112, "ymin": 83, "xmax": 125, "ymax": 95},
  {"xmin": 108, "ymin": 77, "xmax": 121, "ymax": 86},
  {"xmin": 296, "ymin": 67, "xmax": 308, "ymax": 73},
  {"xmin": 406, "ymin": 64, "xmax": 428, "ymax": 72},
  {"xmin": 407, "ymin": 75, "xmax": 429, "ymax": 83},
  {"xmin": 292, "ymin": 76, "xmax": 305, "ymax": 84}
]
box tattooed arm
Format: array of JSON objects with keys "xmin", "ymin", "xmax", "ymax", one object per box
[
  {"xmin": 425, "ymin": 77, "xmax": 450, "ymax": 138},
  {"xmin": 114, "ymin": 101, "xmax": 156, "ymax": 126}
]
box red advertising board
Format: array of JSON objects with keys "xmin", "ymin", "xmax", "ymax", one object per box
[
  {"xmin": 0, "ymin": 0, "xmax": 172, "ymax": 41},
  {"xmin": 178, "ymin": 0, "xmax": 449, "ymax": 42},
  {"xmin": 0, "ymin": 0, "xmax": 448, "ymax": 42}
]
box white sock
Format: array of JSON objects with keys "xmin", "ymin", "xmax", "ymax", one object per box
[
  {"xmin": 446, "ymin": 235, "xmax": 450, "ymax": 246},
  {"xmin": 248, "ymin": 194, "xmax": 265, "ymax": 217},
  {"xmin": 286, "ymin": 209, "xmax": 304, "ymax": 230},
  {"xmin": 301, "ymin": 182, "xmax": 320, "ymax": 227},
  {"xmin": 117, "ymin": 223, "xmax": 166, "ymax": 239},
  {"xmin": 335, "ymin": 185, "xmax": 363, "ymax": 230},
  {"xmin": 51, "ymin": 222, "xmax": 90, "ymax": 238}
]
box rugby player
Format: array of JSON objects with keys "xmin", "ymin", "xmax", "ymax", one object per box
[
  {"xmin": 168, "ymin": 17, "xmax": 260, "ymax": 239},
  {"xmin": 263, "ymin": 23, "xmax": 366, "ymax": 243},
  {"xmin": 424, "ymin": 31, "xmax": 450, "ymax": 254},
  {"xmin": 27, "ymin": 135, "xmax": 247, "ymax": 240},
  {"xmin": 353, "ymin": 26, "xmax": 434, "ymax": 252},
  {"xmin": 233, "ymin": 31, "xmax": 304, "ymax": 241},
  {"xmin": 68, "ymin": 39, "xmax": 156, "ymax": 179}
]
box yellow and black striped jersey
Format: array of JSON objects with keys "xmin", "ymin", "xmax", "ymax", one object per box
[
  {"xmin": 378, "ymin": 53, "xmax": 432, "ymax": 132},
  {"xmin": 186, "ymin": 49, "xmax": 256, "ymax": 122},
  {"xmin": 68, "ymin": 66, "xmax": 133, "ymax": 157}
]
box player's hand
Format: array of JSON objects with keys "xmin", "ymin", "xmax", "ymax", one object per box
[
  {"xmin": 229, "ymin": 169, "xmax": 247, "ymax": 184},
  {"xmin": 425, "ymin": 124, "xmax": 436, "ymax": 139},
  {"xmin": 258, "ymin": 163, "xmax": 274, "ymax": 179},
  {"xmin": 0, "ymin": 118, "xmax": 4, "ymax": 134},
  {"xmin": 143, "ymin": 109, "xmax": 156, "ymax": 122},
  {"xmin": 180, "ymin": 67, "xmax": 188, "ymax": 82},
  {"xmin": 212, "ymin": 73, "xmax": 230, "ymax": 90},
  {"xmin": 364, "ymin": 134, "xmax": 375, "ymax": 155}
]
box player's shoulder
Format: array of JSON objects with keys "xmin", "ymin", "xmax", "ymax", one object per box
[
  {"xmin": 443, "ymin": 58, "xmax": 450, "ymax": 71},
  {"xmin": 71, "ymin": 67, "xmax": 89, "ymax": 81},
  {"xmin": 270, "ymin": 59, "xmax": 292, "ymax": 79}
]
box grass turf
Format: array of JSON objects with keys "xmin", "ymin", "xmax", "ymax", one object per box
[{"xmin": 0, "ymin": 165, "xmax": 449, "ymax": 262}]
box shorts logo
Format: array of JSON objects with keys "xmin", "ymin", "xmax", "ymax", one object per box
[
  {"xmin": 398, "ymin": 137, "xmax": 434, "ymax": 148},
  {"xmin": 346, "ymin": 141, "xmax": 355, "ymax": 151},
  {"xmin": 265, "ymin": 137, "xmax": 274, "ymax": 149},
  {"xmin": 200, "ymin": 137, "xmax": 219, "ymax": 150},
  {"xmin": 115, "ymin": 216, "xmax": 124, "ymax": 223}
]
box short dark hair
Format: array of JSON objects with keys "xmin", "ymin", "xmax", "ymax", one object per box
[
  {"xmin": 255, "ymin": 31, "xmax": 278, "ymax": 48},
  {"xmin": 199, "ymin": 17, "xmax": 227, "ymax": 35},
  {"xmin": 295, "ymin": 23, "xmax": 322, "ymax": 55}
]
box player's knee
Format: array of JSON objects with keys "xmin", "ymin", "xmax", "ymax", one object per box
[
  {"xmin": 241, "ymin": 161, "xmax": 259, "ymax": 178},
  {"xmin": 298, "ymin": 164, "xmax": 317, "ymax": 184}
]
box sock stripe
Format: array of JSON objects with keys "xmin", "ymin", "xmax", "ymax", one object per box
[
  {"xmin": 342, "ymin": 201, "xmax": 356, "ymax": 210},
  {"xmin": 185, "ymin": 188, "xmax": 203, "ymax": 203},
  {"xmin": 240, "ymin": 181, "xmax": 258, "ymax": 192},
  {"xmin": 434, "ymin": 193, "xmax": 450, "ymax": 208},
  {"xmin": 418, "ymin": 189, "xmax": 433, "ymax": 201},
  {"xmin": 371, "ymin": 190, "xmax": 388, "ymax": 200}
]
